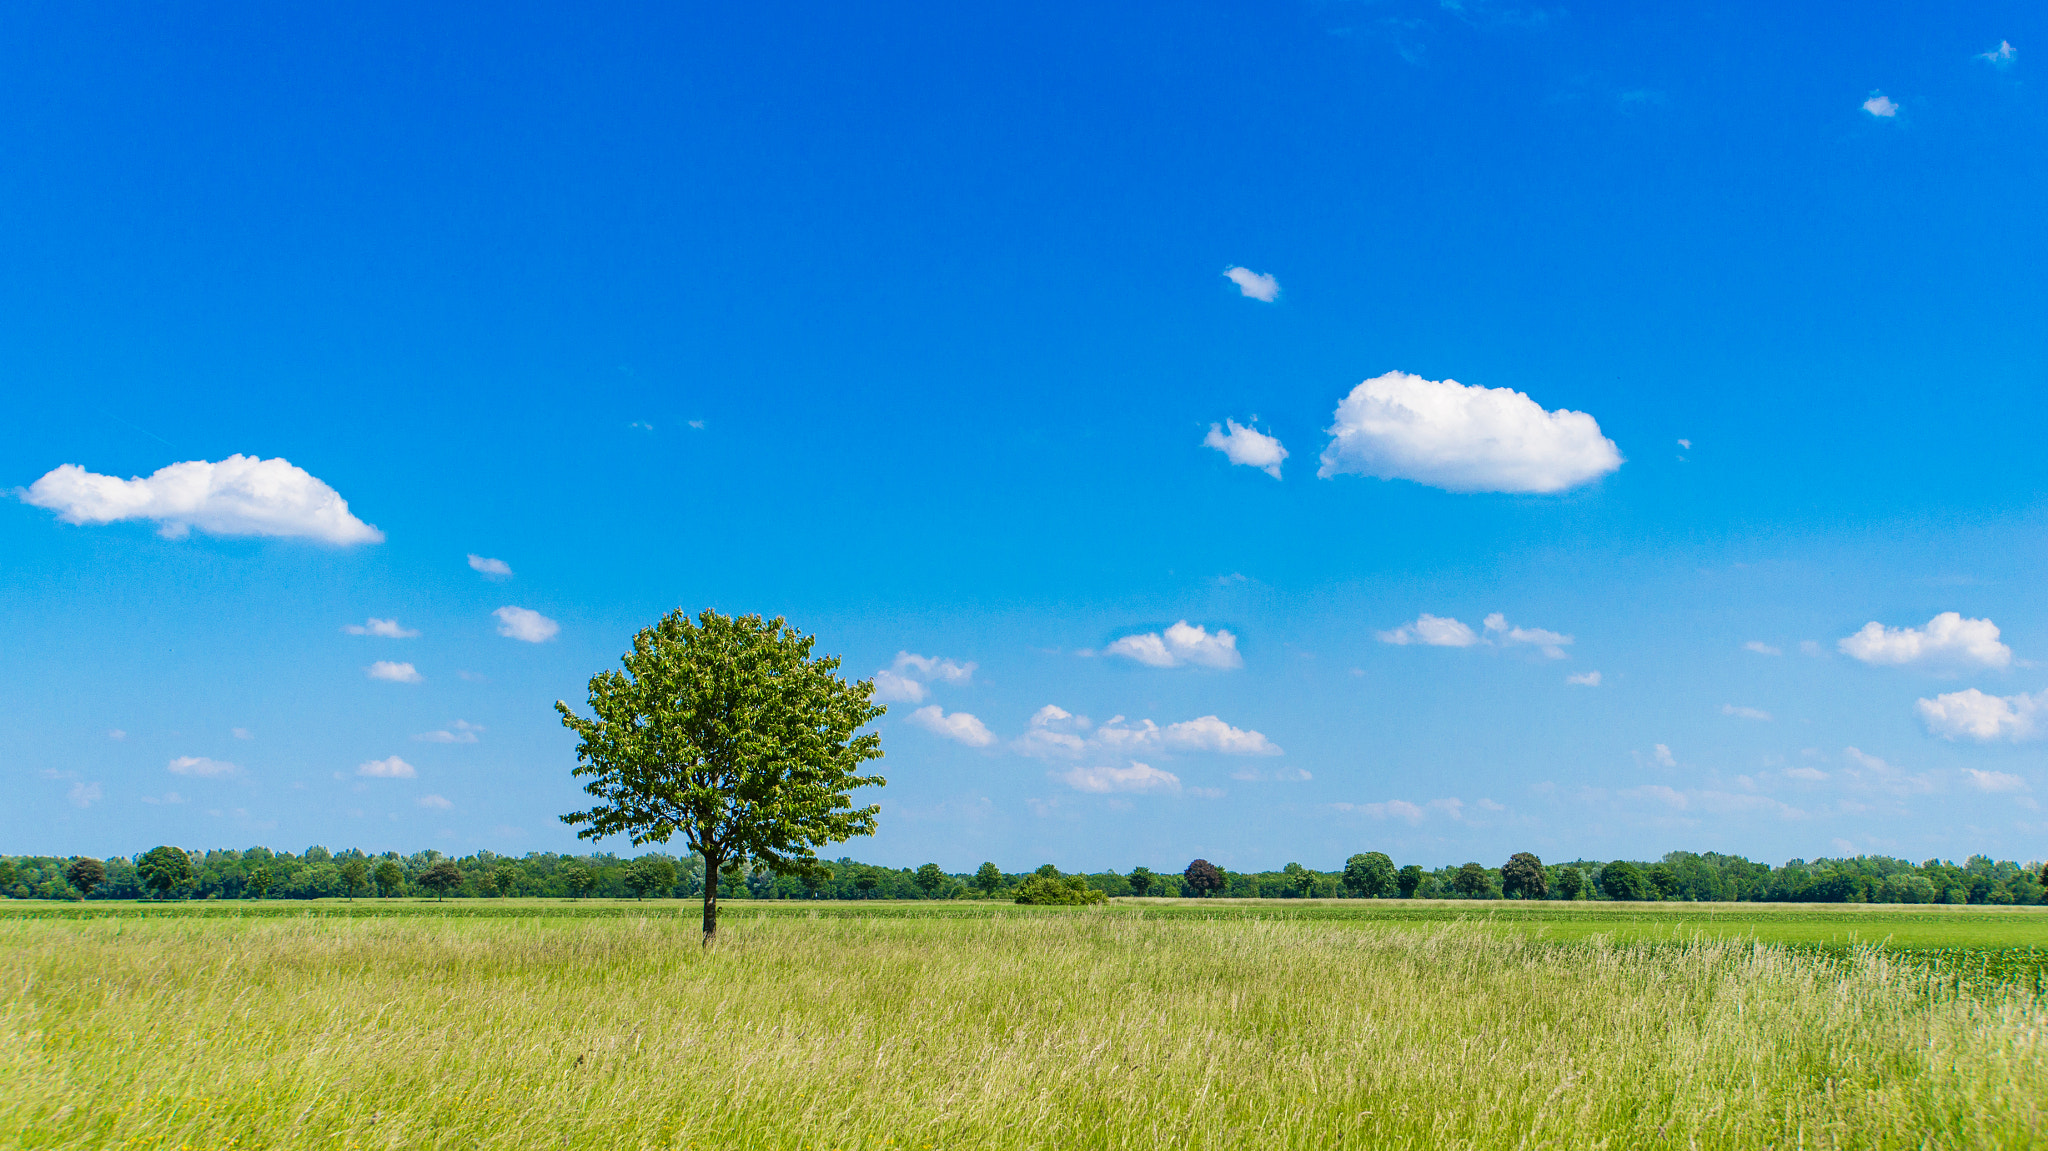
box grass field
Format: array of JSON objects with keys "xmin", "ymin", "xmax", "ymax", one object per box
[{"xmin": 5, "ymin": 901, "xmax": 2046, "ymax": 1149}]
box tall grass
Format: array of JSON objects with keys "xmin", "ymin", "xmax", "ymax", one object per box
[{"xmin": 4, "ymin": 911, "xmax": 2043, "ymax": 1149}]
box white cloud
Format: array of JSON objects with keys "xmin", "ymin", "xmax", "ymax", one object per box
[
  {"xmin": 1378, "ymin": 613, "xmax": 1480, "ymax": 647},
  {"xmin": 1203, "ymin": 419, "xmax": 1288, "ymax": 479},
  {"xmin": 345, "ymin": 617, "xmax": 419, "ymax": 638},
  {"xmin": 906, "ymin": 705, "xmax": 996, "ymax": 747},
  {"xmin": 1677, "ymin": 439, "xmax": 1692, "ymax": 449},
  {"xmin": 69, "ymin": 781, "xmax": 103, "ymax": 807},
  {"xmin": 1840, "ymin": 747, "xmax": 1937, "ymax": 796},
  {"xmin": 1839, "ymin": 613, "xmax": 2011, "ymax": 670},
  {"xmin": 1484, "ymin": 612, "xmax": 1572, "ymax": 658},
  {"xmin": 1744, "ymin": 641, "xmax": 1782, "ymax": 656},
  {"xmin": 1963, "ymin": 768, "xmax": 2028, "ymax": 794},
  {"xmin": 1978, "ymin": 40, "xmax": 2015, "ymax": 65},
  {"xmin": 468, "ymin": 554, "xmax": 513, "ymax": 580},
  {"xmin": 1567, "ymin": 670, "xmax": 1602, "ymax": 686},
  {"xmin": 1105, "ymin": 621, "xmax": 1243, "ymax": 669},
  {"xmin": 1653, "ymin": 744, "xmax": 1677, "ymax": 767},
  {"xmin": 367, "ymin": 660, "xmax": 423, "ymax": 683},
  {"xmin": 168, "ymin": 755, "xmax": 237, "ymax": 778},
  {"xmin": 871, "ymin": 652, "xmax": 976, "ymax": 703},
  {"xmin": 1231, "ymin": 765, "xmax": 1313, "ymax": 782},
  {"xmin": 21, "ymin": 455, "xmax": 383, "ymax": 544},
  {"xmin": 1863, "ymin": 93, "xmax": 1898, "ymax": 118},
  {"xmin": 232, "ymin": 727, "xmax": 253, "ymax": 740},
  {"xmin": 417, "ymin": 794, "xmax": 453, "ymax": 809},
  {"xmin": 1015, "ymin": 706, "xmax": 1280, "ymax": 758},
  {"xmin": 357, "ymin": 756, "xmax": 417, "ymax": 779},
  {"xmin": 1917, "ymin": 688, "xmax": 2043, "ymax": 742},
  {"xmin": 414, "ymin": 720, "xmax": 482, "ymax": 744},
  {"xmin": 142, "ymin": 791, "xmax": 185, "ymax": 805},
  {"xmin": 1799, "ymin": 640, "xmax": 1825, "ymax": 657},
  {"xmin": 1317, "ymin": 371, "xmax": 1622, "ymax": 493},
  {"xmin": 1722, "ymin": 704, "xmax": 1772, "ymax": 721},
  {"xmin": 493, "ymin": 606, "xmax": 560, "ymax": 643},
  {"xmin": 108, "ymin": 729, "xmax": 127, "ymax": 741},
  {"xmin": 1055, "ymin": 761, "xmax": 1182, "ymax": 794},
  {"xmin": 1222, "ymin": 266, "xmax": 1280, "ymax": 302},
  {"xmin": 1783, "ymin": 766, "xmax": 1828, "ymax": 782},
  {"xmin": 1334, "ymin": 797, "xmax": 1464, "ymax": 824}
]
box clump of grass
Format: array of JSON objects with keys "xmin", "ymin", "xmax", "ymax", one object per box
[{"xmin": 3, "ymin": 912, "xmax": 2043, "ymax": 1149}]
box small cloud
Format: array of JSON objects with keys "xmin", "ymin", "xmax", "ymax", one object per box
[
  {"xmin": 1978, "ymin": 40, "xmax": 2015, "ymax": 66},
  {"xmin": 168, "ymin": 755, "xmax": 237, "ymax": 777},
  {"xmin": 1841, "ymin": 746, "xmax": 1937, "ymax": 795},
  {"xmin": 457, "ymin": 670, "xmax": 490, "ymax": 682},
  {"xmin": 107, "ymin": 729, "xmax": 127, "ymax": 741},
  {"xmin": 1223, "ymin": 265, "xmax": 1280, "ymax": 302},
  {"xmin": 1378, "ymin": 613, "xmax": 1480, "ymax": 647},
  {"xmin": 1917, "ymin": 688, "xmax": 2043, "ymax": 742},
  {"xmin": 417, "ymin": 794, "xmax": 454, "ymax": 809},
  {"xmin": 141, "ymin": 791, "xmax": 186, "ymax": 805},
  {"xmin": 344, "ymin": 618, "xmax": 419, "ymax": 638},
  {"xmin": 1203, "ymin": 419, "xmax": 1288, "ymax": 479},
  {"xmin": 1105, "ymin": 621, "xmax": 1244, "ymax": 669},
  {"xmin": 69, "ymin": 781, "xmax": 103, "ymax": 807},
  {"xmin": 1839, "ymin": 613, "xmax": 2010, "ymax": 670},
  {"xmin": 1318, "ymin": 371, "xmax": 1622, "ymax": 494},
  {"xmin": 1055, "ymin": 761, "xmax": 1182, "ymax": 794},
  {"xmin": 1744, "ymin": 641, "xmax": 1782, "ymax": 656},
  {"xmin": 414, "ymin": 720, "xmax": 483, "ymax": 744},
  {"xmin": 1566, "ymin": 670, "xmax": 1602, "ymax": 686},
  {"xmin": 1157, "ymin": 715, "xmax": 1281, "ymax": 755},
  {"xmin": 1722, "ymin": 704, "xmax": 1772, "ymax": 721},
  {"xmin": 493, "ymin": 606, "xmax": 560, "ymax": 643},
  {"xmin": 630, "ymin": 421, "xmax": 655, "ymax": 432},
  {"xmin": 467, "ymin": 554, "xmax": 513, "ymax": 580},
  {"xmin": 1677, "ymin": 438, "xmax": 1692, "ymax": 449},
  {"xmin": 871, "ymin": 652, "xmax": 976, "ymax": 703},
  {"xmin": 906, "ymin": 705, "xmax": 996, "ymax": 747},
  {"xmin": 1799, "ymin": 640, "xmax": 1824, "ymax": 657},
  {"xmin": 357, "ymin": 756, "xmax": 417, "ymax": 779},
  {"xmin": 1863, "ymin": 92, "xmax": 1898, "ymax": 118},
  {"xmin": 1653, "ymin": 744, "xmax": 1677, "ymax": 767},
  {"xmin": 232, "ymin": 727, "xmax": 253, "ymax": 740},
  {"xmin": 1783, "ymin": 766, "xmax": 1828, "ymax": 782},
  {"xmin": 1475, "ymin": 797, "xmax": 1506, "ymax": 812},
  {"xmin": 1483, "ymin": 613, "xmax": 1572, "ymax": 659},
  {"xmin": 367, "ymin": 660, "xmax": 423, "ymax": 683},
  {"xmin": 687, "ymin": 420, "xmax": 706, "ymax": 430},
  {"xmin": 20, "ymin": 455, "xmax": 383, "ymax": 545},
  {"xmin": 1963, "ymin": 768, "xmax": 2028, "ymax": 794},
  {"xmin": 1339, "ymin": 798, "xmax": 1426, "ymax": 824},
  {"xmin": 1231, "ymin": 765, "xmax": 1313, "ymax": 782}
]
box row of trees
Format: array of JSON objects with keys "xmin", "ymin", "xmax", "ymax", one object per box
[{"xmin": 5, "ymin": 846, "xmax": 2044, "ymax": 905}]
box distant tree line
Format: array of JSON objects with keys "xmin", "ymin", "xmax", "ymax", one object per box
[{"xmin": 2, "ymin": 846, "xmax": 2043, "ymax": 905}]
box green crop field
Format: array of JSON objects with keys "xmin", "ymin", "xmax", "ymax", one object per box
[{"xmin": 5, "ymin": 901, "xmax": 2046, "ymax": 1149}]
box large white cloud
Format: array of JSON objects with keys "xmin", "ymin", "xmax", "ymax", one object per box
[
  {"xmin": 1317, "ymin": 371, "xmax": 1622, "ymax": 493},
  {"xmin": 494, "ymin": 606, "xmax": 560, "ymax": 643},
  {"xmin": 1203, "ymin": 420, "xmax": 1288, "ymax": 479},
  {"xmin": 1222, "ymin": 266, "xmax": 1280, "ymax": 302},
  {"xmin": 1917, "ymin": 688, "xmax": 2043, "ymax": 742},
  {"xmin": 871, "ymin": 651, "xmax": 976, "ymax": 704},
  {"xmin": 1839, "ymin": 613, "xmax": 2011, "ymax": 670},
  {"xmin": 1015, "ymin": 705, "xmax": 1281, "ymax": 758},
  {"xmin": 1104, "ymin": 622, "xmax": 1243, "ymax": 669},
  {"xmin": 906, "ymin": 705, "xmax": 996, "ymax": 747},
  {"xmin": 21, "ymin": 455, "xmax": 383, "ymax": 544},
  {"xmin": 1054, "ymin": 761, "xmax": 1182, "ymax": 794}
]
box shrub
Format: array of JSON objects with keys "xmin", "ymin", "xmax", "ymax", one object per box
[{"xmin": 1013, "ymin": 873, "xmax": 1106, "ymax": 906}]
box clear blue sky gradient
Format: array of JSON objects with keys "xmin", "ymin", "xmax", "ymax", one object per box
[{"xmin": 3, "ymin": 0, "xmax": 2043, "ymax": 870}]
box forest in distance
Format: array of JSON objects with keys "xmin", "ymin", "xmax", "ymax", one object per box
[{"xmin": 6, "ymin": 844, "xmax": 2046, "ymax": 906}]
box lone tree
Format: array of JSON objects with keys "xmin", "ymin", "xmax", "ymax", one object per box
[
  {"xmin": 1396, "ymin": 864, "xmax": 1425, "ymax": 899},
  {"xmin": 65, "ymin": 857, "xmax": 106, "ymax": 900},
  {"xmin": 914, "ymin": 863, "xmax": 945, "ymax": 897},
  {"xmin": 1501, "ymin": 852, "xmax": 1548, "ymax": 900},
  {"xmin": 373, "ymin": 860, "xmax": 405, "ymax": 897},
  {"xmin": 558, "ymin": 609, "xmax": 886, "ymax": 943},
  {"xmin": 972, "ymin": 862, "xmax": 1003, "ymax": 897},
  {"xmin": 1184, "ymin": 858, "xmax": 1225, "ymax": 897},
  {"xmin": 1343, "ymin": 852, "xmax": 1396, "ymax": 898},
  {"xmin": 418, "ymin": 859, "xmax": 465, "ymax": 900},
  {"xmin": 137, "ymin": 846, "xmax": 192, "ymax": 899},
  {"xmin": 340, "ymin": 858, "xmax": 370, "ymax": 901}
]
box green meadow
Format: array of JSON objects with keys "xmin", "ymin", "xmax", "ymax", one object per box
[{"xmin": 5, "ymin": 901, "xmax": 2046, "ymax": 1149}]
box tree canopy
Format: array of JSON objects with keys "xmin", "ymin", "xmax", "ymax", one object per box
[
  {"xmin": 1344, "ymin": 852, "xmax": 1396, "ymax": 898},
  {"xmin": 1184, "ymin": 858, "xmax": 1225, "ymax": 897},
  {"xmin": 558, "ymin": 608, "xmax": 886, "ymax": 941},
  {"xmin": 1501, "ymin": 852, "xmax": 1547, "ymax": 900}
]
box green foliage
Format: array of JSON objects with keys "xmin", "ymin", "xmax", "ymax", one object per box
[
  {"xmin": 1343, "ymin": 852, "xmax": 1396, "ymax": 898},
  {"xmin": 1501, "ymin": 852, "xmax": 1547, "ymax": 900},
  {"xmin": 1601, "ymin": 860, "xmax": 1652, "ymax": 902},
  {"xmin": 622, "ymin": 857, "xmax": 677, "ymax": 899},
  {"xmin": 418, "ymin": 860, "xmax": 465, "ymax": 900},
  {"xmin": 1183, "ymin": 859, "xmax": 1224, "ymax": 897},
  {"xmin": 1126, "ymin": 867, "xmax": 1157, "ymax": 897},
  {"xmin": 373, "ymin": 860, "xmax": 405, "ymax": 897},
  {"xmin": 1012, "ymin": 872, "xmax": 1107, "ymax": 905},
  {"xmin": 1396, "ymin": 865, "xmax": 1424, "ymax": 899},
  {"xmin": 339, "ymin": 859, "xmax": 370, "ymax": 900},
  {"xmin": 64, "ymin": 858, "xmax": 105, "ymax": 899},
  {"xmin": 557, "ymin": 608, "xmax": 886, "ymax": 939},
  {"xmin": 972, "ymin": 862, "xmax": 1003, "ymax": 896},
  {"xmin": 247, "ymin": 865, "xmax": 272, "ymax": 900},
  {"xmin": 1451, "ymin": 862, "xmax": 1494, "ymax": 898},
  {"xmin": 136, "ymin": 847, "xmax": 192, "ymax": 899},
  {"xmin": 1553, "ymin": 866, "xmax": 1587, "ymax": 901},
  {"xmin": 914, "ymin": 863, "xmax": 944, "ymax": 896}
]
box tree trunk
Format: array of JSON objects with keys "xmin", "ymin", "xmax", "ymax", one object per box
[{"xmin": 701, "ymin": 852, "xmax": 722, "ymax": 944}]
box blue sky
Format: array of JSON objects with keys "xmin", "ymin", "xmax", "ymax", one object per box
[{"xmin": 4, "ymin": 0, "xmax": 2044, "ymax": 871}]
